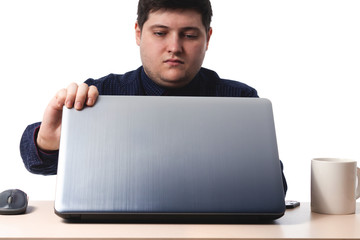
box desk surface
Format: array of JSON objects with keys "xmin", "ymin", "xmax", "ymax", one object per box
[{"xmin": 1, "ymin": 201, "xmax": 360, "ymax": 240}]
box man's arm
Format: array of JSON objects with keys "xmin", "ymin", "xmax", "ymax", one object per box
[
  {"xmin": 280, "ymin": 160, "xmax": 288, "ymax": 195},
  {"xmin": 20, "ymin": 122, "xmax": 59, "ymax": 175},
  {"xmin": 20, "ymin": 83, "xmax": 99, "ymax": 174},
  {"xmin": 37, "ymin": 83, "xmax": 99, "ymax": 151}
]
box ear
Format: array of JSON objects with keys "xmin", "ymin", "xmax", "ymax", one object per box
[
  {"xmin": 205, "ymin": 27, "xmax": 213, "ymax": 50},
  {"xmin": 135, "ymin": 22, "xmax": 141, "ymax": 46}
]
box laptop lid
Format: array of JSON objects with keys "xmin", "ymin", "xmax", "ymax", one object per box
[{"xmin": 55, "ymin": 96, "xmax": 285, "ymax": 222}]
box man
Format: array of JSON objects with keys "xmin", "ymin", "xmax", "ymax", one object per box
[{"xmin": 20, "ymin": 0, "xmax": 287, "ymax": 193}]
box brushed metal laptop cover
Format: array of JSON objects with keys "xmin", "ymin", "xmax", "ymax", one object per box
[{"xmin": 55, "ymin": 96, "xmax": 285, "ymax": 222}]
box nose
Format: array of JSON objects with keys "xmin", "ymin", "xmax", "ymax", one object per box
[{"xmin": 167, "ymin": 33, "xmax": 183, "ymax": 54}]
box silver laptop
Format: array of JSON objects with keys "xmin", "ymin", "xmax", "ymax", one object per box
[{"xmin": 55, "ymin": 96, "xmax": 285, "ymax": 222}]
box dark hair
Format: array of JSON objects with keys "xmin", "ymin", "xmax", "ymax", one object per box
[{"xmin": 137, "ymin": 0, "xmax": 213, "ymax": 32}]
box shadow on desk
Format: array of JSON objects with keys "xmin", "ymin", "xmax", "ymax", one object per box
[
  {"xmin": 274, "ymin": 205, "xmax": 311, "ymax": 225},
  {"xmin": 25, "ymin": 206, "xmax": 37, "ymax": 214}
]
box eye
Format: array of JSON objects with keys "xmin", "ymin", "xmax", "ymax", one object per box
[
  {"xmin": 154, "ymin": 31, "xmax": 166, "ymax": 37},
  {"xmin": 182, "ymin": 31, "xmax": 199, "ymax": 39},
  {"xmin": 185, "ymin": 34, "xmax": 198, "ymax": 39}
]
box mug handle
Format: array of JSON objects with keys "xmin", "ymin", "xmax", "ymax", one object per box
[{"xmin": 356, "ymin": 167, "xmax": 360, "ymax": 199}]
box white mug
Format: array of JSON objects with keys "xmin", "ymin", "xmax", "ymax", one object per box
[{"xmin": 311, "ymin": 158, "xmax": 360, "ymax": 214}]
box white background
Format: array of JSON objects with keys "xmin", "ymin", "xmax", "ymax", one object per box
[{"xmin": 0, "ymin": 0, "xmax": 359, "ymax": 202}]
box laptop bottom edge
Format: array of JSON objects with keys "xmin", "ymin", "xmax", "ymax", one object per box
[{"xmin": 55, "ymin": 210, "xmax": 284, "ymax": 224}]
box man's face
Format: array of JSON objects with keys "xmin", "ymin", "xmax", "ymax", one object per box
[{"xmin": 136, "ymin": 9, "xmax": 212, "ymax": 88}]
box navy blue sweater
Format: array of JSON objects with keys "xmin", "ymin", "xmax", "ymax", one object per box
[{"xmin": 20, "ymin": 66, "xmax": 287, "ymax": 192}]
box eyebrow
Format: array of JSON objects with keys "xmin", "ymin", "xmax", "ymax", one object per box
[{"xmin": 149, "ymin": 24, "xmax": 201, "ymax": 32}]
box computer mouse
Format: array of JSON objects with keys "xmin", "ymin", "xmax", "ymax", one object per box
[{"xmin": 0, "ymin": 189, "xmax": 28, "ymax": 215}]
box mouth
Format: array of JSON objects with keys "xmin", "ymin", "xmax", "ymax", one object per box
[{"xmin": 164, "ymin": 58, "xmax": 184, "ymax": 66}]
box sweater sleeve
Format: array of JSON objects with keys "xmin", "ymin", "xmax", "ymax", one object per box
[
  {"xmin": 280, "ymin": 160, "xmax": 288, "ymax": 195},
  {"xmin": 19, "ymin": 122, "xmax": 59, "ymax": 175}
]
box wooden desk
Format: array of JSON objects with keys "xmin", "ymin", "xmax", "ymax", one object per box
[{"xmin": 1, "ymin": 201, "xmax": 360, "ymax": 239}]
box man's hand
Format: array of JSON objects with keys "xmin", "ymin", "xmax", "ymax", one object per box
[{"xmin": 37, "ymin": 83, "xmax": 99, "ymax": 151}]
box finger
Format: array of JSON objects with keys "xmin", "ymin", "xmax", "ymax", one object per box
[
  {"xmin": 86, "ymin": 85, "xmax": 99, "ymax": 106},
  {"xmin": 54, "ymin": 88, "xmax": 67, "ymax": 110},
  {"xmin": 65, "ymin": 83, "xmax": 79, "ymax": 109},
  {"xmin": 74, "ymin": 83, "xmax": 89, "ymax": 110}
]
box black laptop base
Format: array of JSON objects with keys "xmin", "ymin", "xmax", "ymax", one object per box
[{"xmin": 55, "ymin": 210, "xmax": 284, "ymax": 224}]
